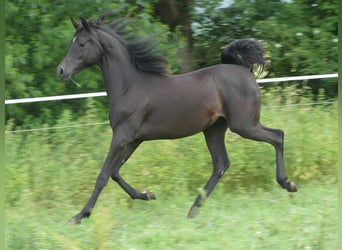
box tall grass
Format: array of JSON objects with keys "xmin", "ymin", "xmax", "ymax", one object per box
[{"xmin": 5, "ymin": 86, "xmax": 338, "ymax": 249}]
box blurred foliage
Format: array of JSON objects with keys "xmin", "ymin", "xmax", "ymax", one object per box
[
  {"xmin": 192, "ymin": 0, "xmax": 338, "ymax": 96},
  {"xmin": 5, "ymin": 87, "xmax": 337, "ymax": 207},
  {"xmin": 5, "ymin": 0, "xmax": 338, "ymax": 127},
  {"xmin": 5, "ymin": 85, "xmax": 337, "ymax": 248},
  {"xmin": 5, "ymin": 183, "xmax": 337, "ymax": 249},
  {"xmin": 5, "ymin": 0, "xmax": 183, "ymax": 126}
]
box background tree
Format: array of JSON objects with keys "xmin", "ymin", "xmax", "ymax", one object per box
[
  {"xmin": 192, "ymin": 0, "xmax": 338, "ymax": 97},
  {"xmin": 5, "ymin": 0, "xmax": 338, "ymax": 127},
  {"xmin": 154, "ymin": 0, "xmax": 194, "ymax": 72}
]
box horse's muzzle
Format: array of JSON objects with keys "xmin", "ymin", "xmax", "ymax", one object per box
[{"xmin": 57, "ymin": 65, "xmax": 72, "ymax": 81}]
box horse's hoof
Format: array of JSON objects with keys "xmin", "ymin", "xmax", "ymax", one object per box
[
  {"xmin": 68, "ymin": 216, "xmax": 81, "ymax": 225},
  {"xmin": 143, "ymin": 190, "xmax": 156, "ymax": 200},
  {"xmin": 287, "ymin": 181, "xmax": 298, "ymax": 192},
  {"xmin": 187, "ymin": 207, "xmax": 199, "ymax": 218}
]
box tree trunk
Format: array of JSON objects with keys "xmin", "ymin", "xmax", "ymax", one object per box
[{"xmin": 154, "ymin": 0, "xmax": 195, "ymax": 72}]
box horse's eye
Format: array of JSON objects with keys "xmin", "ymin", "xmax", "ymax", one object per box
[{"xmin": 79, "ymin": 42, "xmax": 86, "ymax": 47}]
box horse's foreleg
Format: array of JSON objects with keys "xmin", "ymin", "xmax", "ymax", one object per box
[
  {"xmin": 188, "ymin": 119, "xmax": 229, "ymax": 218},
  {"xmin": 70, "ymin": 135, "xmax": 136, "ymax": 224},
  {"xmin": 110, "ymin": 143, "xmax": 156, "ymax": 201}
]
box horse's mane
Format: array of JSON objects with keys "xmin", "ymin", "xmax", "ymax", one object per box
[{"xmin": 83, "ymin": 15, "xmax": 170, "ymax": 76}]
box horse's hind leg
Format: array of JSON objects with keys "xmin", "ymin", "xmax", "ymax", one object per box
[
  {"xmin": 231, "ymin": 123, "xmax": 297, "ymax": 192},
  {"xmin": 188, "ymin": 118, "xmax": 230, "ymax": 218}
]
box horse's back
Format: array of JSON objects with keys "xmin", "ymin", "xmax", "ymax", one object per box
[
  {"xmin": 136, "ymin": 64, "xmax": 259, "ymax": 140},
  {"xmin": 173, "ymin": 64, "xmax": 259, "ymax": 105}
]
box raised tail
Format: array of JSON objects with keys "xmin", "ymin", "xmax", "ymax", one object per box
[{"xmin": 221, "ymin": 38, "xmax": 265, "ymax": 75}]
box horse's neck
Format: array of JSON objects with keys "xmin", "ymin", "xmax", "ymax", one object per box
[{"xmin": 99, "ymin": 49, "xmax": 137, "ymax": 100}]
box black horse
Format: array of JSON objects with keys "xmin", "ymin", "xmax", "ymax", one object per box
[{"xmin": 57, "ymin": 15, "xmax": 297, "ymax": 224}]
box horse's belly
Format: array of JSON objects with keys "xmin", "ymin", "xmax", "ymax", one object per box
[{"xmin": 137, "ymin": 105, "xmax": 222, "ymax": 140}]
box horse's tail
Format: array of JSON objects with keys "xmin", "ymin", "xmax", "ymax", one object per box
[{"xmin": 220, "ymin": 38, "xmax": 265, "ymax": 75}]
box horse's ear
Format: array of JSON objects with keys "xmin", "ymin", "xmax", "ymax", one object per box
[
  {"xmin": 99, "ymin": 12, "xmax": 108, "ymax": 21},
  {"xmin": 80, "ymin": 17, "xmax": 90, "ymax": 31},
  {"xmin": 108, "ymin": 17, "xmax": 127, "ymax": 31},
  {"xmin": 99, "ymin": 10, "xmax": 114, "ymax": 21},
  {"xmin": 70, "ymin": 17, "xmax": 79, "ymax": 29}
]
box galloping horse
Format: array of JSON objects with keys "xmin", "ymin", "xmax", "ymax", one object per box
[{"xmin": 57, "ymin": 15, "xmax": 297, "ymax": 224}]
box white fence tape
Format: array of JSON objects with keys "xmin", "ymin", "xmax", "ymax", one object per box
[
  {"xmin": 256, "ymin": 73, "xmax": 338, "ymax": 83},
  {"xmin": 5, "ymin": 92, "xmax": 107, "ymax": 105},
  {"xmin": 5, "ymin": 73, "xmax": 338, "ymax": 105}
]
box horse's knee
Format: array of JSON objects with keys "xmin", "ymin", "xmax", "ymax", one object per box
[
  {"xmin": 216, "ymin": 159, "xmax": 230, "ymax": 176},
  {"xmin": 95, "ymin": 174, "xmax": 110, "ymax": 190},
  {"xmin": 223, "ymin": 159, "xmax": 231, "ymax": 173},
  {"xmin": 111, "ymin": 172, "xmax": 120, "ymax": 182}
]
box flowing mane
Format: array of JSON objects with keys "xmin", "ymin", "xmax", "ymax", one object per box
[{"xmin": 82, "ymin": 16, "xmax": 170, "ymax": 76}]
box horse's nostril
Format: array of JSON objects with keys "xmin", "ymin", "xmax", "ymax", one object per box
[{"xmin": 59, "ymin": 67, "xmax": 64, "ymax": 75}]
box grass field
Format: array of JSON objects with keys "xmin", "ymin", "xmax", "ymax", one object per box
[
  {"xmin": 5, "ymin": 87, "xmax": 338, "ymax": 249},
  {"xmin": 6, "ymin": 183, "xmax": 337, "ymax": 250}
]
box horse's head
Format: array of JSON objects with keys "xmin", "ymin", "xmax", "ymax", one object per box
[{"xmin": 57, "ymin": 17, "xmax": 104, "ymax": 81}]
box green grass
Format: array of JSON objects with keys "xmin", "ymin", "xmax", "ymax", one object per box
[
  {"xmin": 5, "ymin": 87, "xmax": 338, "ymax": 249},
  {"xmin": 6, "ymin": 184, "xmax": 337, "ymax": 249}
]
